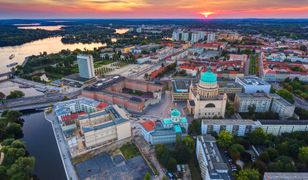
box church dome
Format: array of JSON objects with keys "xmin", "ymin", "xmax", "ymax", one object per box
[
  {"xmin": 171, "ymin": 109, "xmax": 181, "ymax": 117},
  {"xmin": 200, "ymin": 67, "xmax": 217, "ymax": 84}
]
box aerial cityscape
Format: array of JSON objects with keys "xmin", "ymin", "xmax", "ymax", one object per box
[{"xmin": 0, "ymin": 1, "xmax": 308, "ymax": 180}]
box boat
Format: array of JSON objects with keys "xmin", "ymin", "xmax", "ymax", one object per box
[
  {"xmin": 6, "ymin": 62, "xmax": 18, "ymax": 68},
  {"xmin": 9, "ymin": 54, "xmax": 15, "ymax": 60}
]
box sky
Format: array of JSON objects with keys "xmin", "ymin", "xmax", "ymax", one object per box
[{"xmin": 0, "ymin": 0, "xmax": 308, "ymax": 19}]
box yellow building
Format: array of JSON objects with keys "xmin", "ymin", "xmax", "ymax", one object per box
[{"xmin": 187, "ymin": 67, "xmax": 227, "ymax": 119}]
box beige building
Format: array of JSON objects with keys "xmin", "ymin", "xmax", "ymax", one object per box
[
  {"xmin": 187, "ymin": 67, "xmax": 227, "ymax": 119},
  {"xmin": 78, "ymin": 105, "xmax": 131, "ymax": 148}
]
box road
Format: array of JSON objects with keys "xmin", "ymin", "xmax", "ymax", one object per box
[
  {"xmin": 245, "ymin": 55, "xmax": 250, "ymax": 76},
  {"xmin": 45, "ymin": 112, "xmax": 78, "ymax": 180}
]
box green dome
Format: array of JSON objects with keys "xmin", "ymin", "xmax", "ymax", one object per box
[
  {"xmin": 200, "ymin": 67, "xmax": 217, "ymax": 84},
  {"xmin": 171, "ymin": 109, "xmax": 181, "ymax": 117}
]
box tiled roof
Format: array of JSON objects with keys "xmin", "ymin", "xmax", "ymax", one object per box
[{"xmin": 141, "ymin": 121, "xmax": 156, "ymax": 132}]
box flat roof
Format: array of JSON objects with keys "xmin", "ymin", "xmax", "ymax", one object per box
[
  {"xmin": 263, "ymin": 172, "xmax": 308, "ymax": 180},
  {"xmin": 197, "ymin": 135, "xmax": 230, "ymax": 180},
  {"xmin": 259, "ymin": 120, "xmax": 308, "ymax": 125},
  {"xmin": 237, "ymin": 76, "xmax": 270, "ymax": 86},
  {"xmin": 202, "ymin": 119, "xmax": 261, "ymax": 126}
]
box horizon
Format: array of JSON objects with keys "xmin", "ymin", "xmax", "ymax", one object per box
[{"xmin": 1, "ymin": 0, "xmax": 308, "ymax": 19}]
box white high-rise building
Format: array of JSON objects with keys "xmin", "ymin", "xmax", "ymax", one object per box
[
  {"xmin": 172, "ymin": 31, "xmax": 181, "ymax": 41},
  {"xmin": 182, "ymin": 32, "xmax": 190, "ymax": 41},
  {"xmin": 191, "ymin": 32, "xmax": 201, "ymax": 43},
  {"xmin": 77, "ymin": 54, "xmax": 95, "ymax": 79},
  {"xmin": 207, "ymin": 33, "xmax": 216, "ymax": 42}
]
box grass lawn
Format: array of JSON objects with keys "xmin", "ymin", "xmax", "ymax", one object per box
[
  {"xmin": 120, "ymin": 143, "xmax": 140, "ymax": 160},
  {"xmin": 94, "ymin": 60, "xmax": 114, "ymax": 68}
]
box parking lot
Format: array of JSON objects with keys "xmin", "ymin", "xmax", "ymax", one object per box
[{"xmin": 75, "ymin": 153, "xmax": 151, "ymax": 180}]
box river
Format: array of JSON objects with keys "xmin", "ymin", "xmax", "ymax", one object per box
[
  {"xmin": 22, "ymin": 111, "xmax": 66, "ymax": 180},
  {"xmin": 0, "ymin": 36, "xmax": 106, "ymax": 73}
]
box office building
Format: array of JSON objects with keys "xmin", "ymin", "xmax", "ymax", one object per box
[
  {"xmin": 235, "ymin": 76, "xmax": 271, "ymax": 94},
  {"xmin": 207, "ymin": 33, "xmax": 216, "ymax": 43},
  {"xmin": 77, "ymin": 54, "xmax": 95, "ymax": 79},
  {"xmin": 263, "ymin": 172, "xmax": 308, "ymax": 180},
  {"xmin": 234, "ymin": 93, "xmax": 272, "ymax": 113},
  {"xmin": 201, "ymin": 119, "xmax": 261, "ymax": 136},
  {"xmin": 187, "ymin": 67, "xmax": 227, "ymax": 119},
  {"xmin": 196, "ymin": 135, "xmax": 230, "ymax": 180},
  {"xmin": 259, "ymin": 120, "xmax": 308, "ymax": 136},
  {"xmin": 270, "ymin": 94, "xmax": 295, "ymax": 118},
  {"xmin": 137, "ymin": 109, "xmax": 188, "ymax": 144}
]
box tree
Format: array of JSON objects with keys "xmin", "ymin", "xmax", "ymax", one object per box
[
  {"xmin": 252, "ymin": 160, "xmax": 268, "ymax": 174},
  {"xmin": 188, "ymin": 119, "xmax": 201, "ymax": 136},
  {"xmin": 299, "ymin": 45, "xmax": 307, "ymax": 52},
  {"xmin": 266, "ymin": 147, "xmax": 278, "ymax": 161},
  {"xmin": 226, "ymin": 101, "xmax": 235, "ymax": 116},
  {"xmin": 229, "ymin": 144, "xmax": 245, "ymax": 160},
  {"xmin": 248, "ymin": 104, "xmax": 256, "ymax": 119},
  {"xmin": 217, "ymin": 130, "xmax": 233, "ymax": 149},
  {"xmin": 144, "ymin": 172, "xmax": 151, "ymax": 180},
  {"xmin": 7, "ymin": 157, "xmax": 35, "ymax": 180},
  {"xmin": 235, "ymin": 169, "xmax": 260, "ymax": 180},
  {"xmin": 6, "ymin": 90, "xmax": 25, "ymax": 99},
  {"xmin": 248, "ymin": 128, "xmax": 267, "ymax": 145},
  {"xmin": 298, "ymin": 146, "xmax": 308, "ymax": 164},
  {"xmin": 0, "ymin": 91, "xmax": 5, "ymax": 99},
  {"xmin": 259, "ymin": 152, "xmax": 270, "ymax": 163},
  {"xmin": 166, "ymin": 157, "xmax": 177, "ymax": 172},
  {"xmin": 277, "ymin": 89, "xmax": 294, "ymax": 104}
]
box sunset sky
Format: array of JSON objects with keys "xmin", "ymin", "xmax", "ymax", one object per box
[{"xmin": 0, "ymin": 0, "xmax": 308, "ymax": 19}]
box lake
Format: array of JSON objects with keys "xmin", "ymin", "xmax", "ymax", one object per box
[
  {"xmin": 0, "ymin": 36, "xmax": 107, "ymax": 73},
  {"xmin": 22, "ymin": 111, "xmax": 66, "ymax": 180},
  {"xmin": 17, "ymin": 25, "xmax": 65, "ymax": 31}
]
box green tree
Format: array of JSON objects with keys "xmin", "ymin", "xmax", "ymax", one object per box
[
  {"xmin": 248, "ymin": 128, "xmax": 267, "ymax": 145},
  {"xmin": 6, "ymin": 90, "xmax": 25, "ymax": 99},
  {"xmin": 248, "ymin": 104, "xmax": 256, "ymax": 119},
  {"xmin": 217, "ymin": 130, "xmax": 233, "ymax": 149},
  {"xmin": 266, "ymin": 147, "xmax": 278, "ymax": 161},
  {"xmin": 144, "ymin": 172, "xmax": 151, "ymax": 180},
  {"xmin": 166, "ymin": 157, "xmax": 177, "ymax": 172},
  {"xmin": 228, "ymin": 144, "xmax": 245, "ymax": 160},
  {"xmin": 235, "ymin": 169, "xmax": 260, "ymax": 180},
  {"xmin": 0, "ymin": 91, "xmax": 5, "ymax": 99},
  {"xmin": 188, "ymin": 119, "xmax": 201, "ymax": 136},
  {"xmin": 298, "ymin": 146, "xmax": 308, "ymax": 164},
  {"xmin": 277, "ymin": 89, "xmax": 294, "ymax": 104},
  {"xmin": 299, "ymin": 45, "xmax": 307, "ymax": 51},
  {"xmin": 7, "ymin": 157, "xmax": 35, "ymax": 180}
]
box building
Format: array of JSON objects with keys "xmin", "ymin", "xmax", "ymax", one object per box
[
  {"xmin": 187, "ymin": 67, "xmax": 227, "ymax": 119},
  {"xmin": 263, "ymin": 172, "xmax": 308, "ymax": 180},
  {"xmin": 201, "ymin": 119, "xmax": 261, "ymax": 136},
  {"xmin": 207, "ymin": 33, "xmax": 216, "ymax": 43},
  {"xmin": 229, "ymin": 54, "xmax": 248, "ymax": 62},
  {"xmin": 77, "ymin": 54, "xmax": 95, "ymax": 79},
  {"xmin": 137, "ymin": 109, "xmax": 188, "ymax": 144},
  {"xmin": 82, "ymin": 76, "xmax": 163, "ymax": 112},
  {"xmin": 235, "ymin": 76, "xmax": 271, "ymax": 94},
  {"xmin": 171, "ymin": 80, "xmax": 190, "ymax": 101},
  {"xmin": 218, "ymin": 81, "xmax": 243, "ymax": 94},
  {"xmin": 270, "ymin": 94, "xmax": 295, "ymax": 118},
  {"xmin": 234, "ymin": 93, "xmax": 272, "ymax": 113},
  {"xmin": 259, "ymin": 120, "xmax": 308, "ymax": 136},
  {"xmin": 201, "ymin": 119, "xmax": 308, "ymax": 137},
  {"xmin": 196, "ymin": 135, "xmax": 230, "ymax": 180},
  {"xmin": 54, "ymin": 98, "xmax": 131, "ymax": 157}
]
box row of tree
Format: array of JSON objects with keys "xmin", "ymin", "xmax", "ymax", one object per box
[{"xmin": 0, "ymin": 110, "xmax": 35, "ymax": 179}]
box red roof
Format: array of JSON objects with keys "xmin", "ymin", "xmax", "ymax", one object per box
[
  {"xmin": 97, "ymin": 102, "xmax": 108, "ymax": 110},
  {"xmin": 61, "ymin": 113, "xmax": 78, "ymax": 122},
  {"xmin": 141, "ymin": 121, "xmax": 155, "ymax": 131}
]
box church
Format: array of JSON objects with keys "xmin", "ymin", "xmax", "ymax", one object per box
[{"xmin": 187, "ymin": 67, "xmax": 227, "ymax": 119}]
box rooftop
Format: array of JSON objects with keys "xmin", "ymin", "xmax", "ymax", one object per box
[
  {"xmin": 202, "ymin": 119, "xmax": 261, "ymax": 126},
  {"xmin": 263, "ymin": 172, "xmax": 308, "ymax": 180},
  {"xmin": 236, "ymin": 76, "xmax": 270, "ymax": 86}
]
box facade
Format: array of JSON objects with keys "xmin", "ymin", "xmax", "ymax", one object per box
[
  {"xmin": 207, "ymin": 33, "xmax": 216, "ymax": 43},
  {"xmin": 196, "ymin": 135, "xmax": 229, "ymax": 180},
  {"xmin": 82, "ymin": 76, "xmax": 163, "ymax": 112},
  {"xmin": 137, "ymin": 109, "xmax": 188, "ymax": 144},
  {"xmin": 171, "ymin": 80, "xmax": 190, "ymax": 101},
  {"xmin": 270, "ymin": 94, "xmax": 295, "ymax": 118},
  {"xmin": 201, "ymin": 119, "xmax": 308, "ymax": 136},
  {"xmin": 259, "ymin": 120, "xmax": 308, "ymax": 136},
  {"xmin": 77, "ymin": 54, "xmax": 95, "ymax": 79},
  {"xmin": 234, "ymin": 93, "xmax": 272, "ymax": 113},
  {"xmin": 201, "ymin": 119, "xmax": 261, "ymax": 136},
  {"xmin": 235, "ymin": 76, "xmax": 271, "ymax": 94},
  {"xmin": 187, "ymin": 67, "xmax": 227, "ymax": 119},
  {"xmin": 263, "ymin": 172, "xmax": 308, "ymax": 180},
  {"xmin": 54, "ymin": 98, "xmax": 131, "ymax": 157}
]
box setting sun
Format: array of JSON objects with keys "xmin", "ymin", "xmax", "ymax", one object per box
[{"xmin": 201, "ymin": 11, "xmax": 214, "ymax": 18}]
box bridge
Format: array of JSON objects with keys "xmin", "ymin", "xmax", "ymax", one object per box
[{"xmin": 0, "ymin": 90, "xmax": 81, "ymax": 112}]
